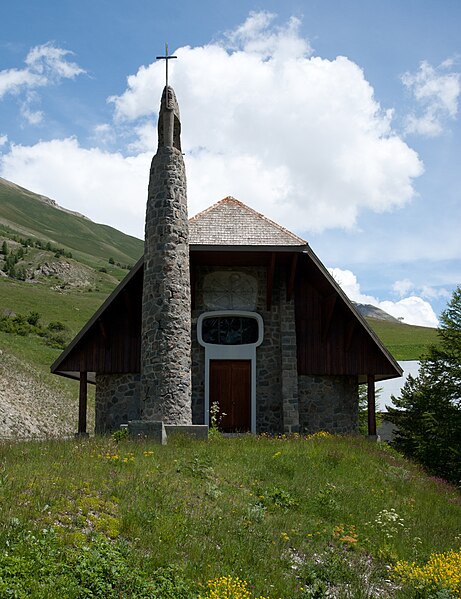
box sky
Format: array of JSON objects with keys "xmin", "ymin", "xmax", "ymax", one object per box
[{"xmin": 0, "ymin": 0, "xmax": 460, "ymax": 328}]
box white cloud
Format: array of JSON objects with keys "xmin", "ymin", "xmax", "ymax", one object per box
[
  {"xmin": 108, "ymin": 13, "xmax": 422, "ymax": 234},
  {"xmin": 20, "ymin": 92, "xmax": 44, "ymax": 124},
  {"xmin": 1, "ymin": 13, "xmax": 423, "ymax": 240},
  {"xmin": 25, "ymin": 43, "xmax": 84, "ymax": 80},
  {"xmin": 419, "ymin": 285, "xmax": 451, "ymax": 301},
  {"xmin": 92, "ymin": 123, "xmax": 116, "ymax": 146},
  {"xmin": 0, "ymin": 42, "xmax": 85, "ymax": 124},
  {"xmin": 224, "ymin": 11, "xmax": 312, "ymax": 59},
  {"xmin": 402, "ymin": 60, "xmax": 460, "ymax": 137},
  {"xmin": 393, "ymin": 279, "xmax": 414, "ymax": 297},
  {"xmin": 379, "ymin": 297, "xmax": 439, "ymax": 328},
  {"xmin": 0, "ymin": 134, "xmax": 8, "ymax": 147},
  {"xmin": 0, "ymin": 138, "xmax": 149, "ymax": 237},
  {"xmin": 329, "ymin": 267, "xmax": 439, "ymax": 327}
]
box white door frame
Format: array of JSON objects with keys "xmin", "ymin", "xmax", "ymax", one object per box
[{"xmin": 197, "ymin": 311, "xmax": 264, "ymax": 433}]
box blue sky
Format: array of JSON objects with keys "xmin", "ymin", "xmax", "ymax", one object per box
[{"xmin": 0, "ymin": 0, "xmax": 460, "ymax": 327}]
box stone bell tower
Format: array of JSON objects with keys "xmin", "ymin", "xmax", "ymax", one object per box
[{"xmin": 140, "ymin": 78, "xmax": 192, "ymax": 426}]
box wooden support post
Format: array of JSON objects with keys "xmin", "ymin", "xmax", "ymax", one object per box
[
  {"xmin": 78, "ymin": 371, "xmax": 88, "ymax": 435},
  {"xmin": 367, "ymin": 374, "xmax": 376, "ymax": 437}
]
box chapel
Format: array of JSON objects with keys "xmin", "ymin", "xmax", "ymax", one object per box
[{"xmin": 51, "ymin": 79, "xmax": 402, "ymax": 438}]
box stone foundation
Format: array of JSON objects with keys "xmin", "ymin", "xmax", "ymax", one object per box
[
  {"xmin": 298, "ymin": 375, "xmax": 358, "ymax": 434},
  {"xmin": 95, "ymin": 373, "xmax": 140, "ymax": 433}
]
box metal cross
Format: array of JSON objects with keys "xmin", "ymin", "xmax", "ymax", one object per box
[{"xmin": 156, "ymin": 43, "xmax": 177, "ymax": 88}]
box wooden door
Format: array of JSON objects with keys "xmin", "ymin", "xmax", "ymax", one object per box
[{"xmin": 209, "ymin": 360, "xmax": 251, "ymax": 432}]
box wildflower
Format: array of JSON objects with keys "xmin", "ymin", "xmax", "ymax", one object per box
[
  {"xmin": 394, "ymin": 549, "xmax": 461, "ymax": 596},
  {"xmin": 272, "ymin": 451, "xmax": 282, "ymax": 458},
  {"xmin": 280, "ymin": 532, "xmax": 290, "ymax": 542},
  {"xmin": 199, "ymin": 575, "xmax": 273, "ymax": 599}
]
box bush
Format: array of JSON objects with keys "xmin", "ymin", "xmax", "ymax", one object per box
[
  {"xmin": 26, "ymin": 311, "xmax": 41, "ymax": 326},
  {"xmin": 0, "ymin": 527, "xmax": 194, "ymax": 598},
  {"xmin": 48, "ymin": 321, "xmax": 67, "ymax": 332}
]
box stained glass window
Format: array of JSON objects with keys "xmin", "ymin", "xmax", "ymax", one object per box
[{"xmin": 202, "ymin": 316, "xmax": 259, "ymax": 345}]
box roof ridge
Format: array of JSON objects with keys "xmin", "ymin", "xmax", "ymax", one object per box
[{"xmin": 189, "ymin": 197, "xmax": 307, "ymax": 245}]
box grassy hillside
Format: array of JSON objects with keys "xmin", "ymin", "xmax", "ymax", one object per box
[
  {"xmin": 366, "ymin": 318, "xmax": 439, "ymax": 361},
  {"xmin": 0, "ymin": 178, "xmax": 144, "ymax": 436},
  {"xmin": 0, "ymin": 434, "xmax": 459, "ymax": 597},
  {"xmin": 0, "ymin": 177, "xmax": 143, "ymax": 268}
]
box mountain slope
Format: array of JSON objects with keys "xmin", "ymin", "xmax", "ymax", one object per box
[{"xmin": 0, "ymin": 177, "xmax": 143, "ymax": 267}]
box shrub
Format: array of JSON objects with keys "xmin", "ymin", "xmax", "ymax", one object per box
[{"xmin": 26, "ymin": 311, "xmax": 41, "ymax": 326}]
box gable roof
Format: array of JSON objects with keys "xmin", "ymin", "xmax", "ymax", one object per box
[{"xmin": 189, "ymin": 197, "xmax": 307, "ymax": 247}]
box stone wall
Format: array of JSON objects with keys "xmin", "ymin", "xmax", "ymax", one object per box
[
  {"xmin": 256, "ymin": 271, "xmax": 283, "ymax": 433},
  {"xmin": 95, "ymin": 373, "xmax": 140, "ymax": 433},
  {"xmin": 279, "ymin": 278, "xmax": 300, "ymax": 433},
  {"xmin": 298, "ymin": 375, "xmax": 358, "ymax": 434}
]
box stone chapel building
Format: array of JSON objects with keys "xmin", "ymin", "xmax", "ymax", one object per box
[{"xmin": 51, "ymin": 82, "xmax": 402, "ymax": 437}]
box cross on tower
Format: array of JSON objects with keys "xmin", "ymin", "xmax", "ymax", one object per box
[{"xmin": 156, "ymin": 43, "xmax": 177, "ymax": 88}]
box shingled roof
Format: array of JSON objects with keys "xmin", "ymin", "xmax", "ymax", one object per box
[{"xmin": 189, "ymin": 197, "xmax": 307, "ymax": 247}]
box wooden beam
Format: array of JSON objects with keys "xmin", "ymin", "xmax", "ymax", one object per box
[
  {"xmin": 367, "ymin": 374, "xmax": 376, "ymax": 436},
  {"xmin": 321, "ymin": 294, "xmax": 337, "ymax": 341},
  {"xmin": 78, "ymin": 371, "xmax": 88, "ymax": 435},
  {"xmin": 286, "ymin": 253, "xmax": 298, "ymax": 301},
  {"xmin": 266, "ymin": 253, "xmax": 276, "ymax": 310}
]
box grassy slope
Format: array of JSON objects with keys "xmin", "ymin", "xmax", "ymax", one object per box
[
  {"xmin": 0, "ymin": 178, "xmax": 143, "ymax": 268},
  {"xmin": 366, "ymin": 318, "xmax": 439, "ymax": 361},
  {"xmin": 0, "ymin": 434, "xmax": 459, "ymax": 597}
]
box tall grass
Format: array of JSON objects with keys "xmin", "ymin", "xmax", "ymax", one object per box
[{"xmin": 0, "ymin": 434, "xmax": 459, "ymax": 597}]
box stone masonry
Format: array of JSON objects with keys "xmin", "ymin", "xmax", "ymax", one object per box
[
  {"xmin": 279, "ymin": 278, "xmax": 300, "ymax": 433},
  {"xmin": 95, "ymin": 374, "xmax": 140, "ymax": 433},
  {"xmin": 298, "ymin": 375, "xmax": 358, "ymax": 434},
  {"xmin": 140, "ymin": 86, "xmax": 192, "ymax": 425}
]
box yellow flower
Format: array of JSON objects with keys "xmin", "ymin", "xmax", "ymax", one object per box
[
  {"xmin": 198, "ymin": 575, "xmax": 274, "ymax": 599},
  {"xmin": 394, "ymin": 549, "xmax": 461, "ymax": 596}
]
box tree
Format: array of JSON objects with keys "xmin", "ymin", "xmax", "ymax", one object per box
[
  {"xmin": 1, "ymin": 240, "xmax": 8, "ymax": 255},
  {"xmin": 388, "ymin": 286, "xmax": 461, "ymax": 484}
]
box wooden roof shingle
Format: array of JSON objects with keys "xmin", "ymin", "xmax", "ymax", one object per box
[{"xmin": 189, "ymin": 197, "xmax": 307, "ymax": 247}]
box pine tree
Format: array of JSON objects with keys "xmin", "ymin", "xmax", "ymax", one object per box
[{"xmin": 389, "ymin": 286, "xmax": 461, "ymax": 484}]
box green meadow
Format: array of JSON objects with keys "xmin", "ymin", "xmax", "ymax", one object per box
[{"xmin": 0, "ymin": 434, "xmax": 459, "ymax": 597}]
